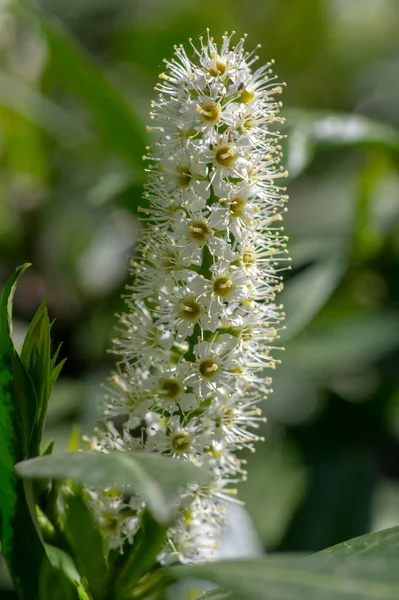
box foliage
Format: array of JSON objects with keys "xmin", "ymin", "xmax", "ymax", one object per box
[
  {"xmin": 1, "ymin": 0, "xmax": 399, "ymax": 598},
  {"xmin": 2, "ymin": 265, "xmax": 399, "ymax": 599}
]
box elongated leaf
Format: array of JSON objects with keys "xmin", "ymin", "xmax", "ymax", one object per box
[
  {"xmin": 317, "ymin": 526, "xmax": 399, "ymax": 559},
  {"xmin": 45, "ymin": 545, "xmax": 82, "ymax": 586},
  {"xmin": 0, "ymin": 264, "xmax": 50, "ymax": 599},
  {"xmin": 20, "ymin": 300, "xmax": 51, "ymax": 456},
  {"xmin": 284, "ymin": 311, "xmax": 399, "ymax": 375},
  {"xmin": 0, "ymin": 266, "xmax": 38, "ymax": 458},
  {"xmin": 39, "ymin": 559, "xmax": 80, "ymax": 600},
  {"xmin": 39, "ymin": 565, "xmax": 79, "ymax": 600},
  {"xmin": 285, "ymin": 110, "xmax": 399, "ymax": 177},
  {"xmin": 168, "ymin": 555, "xmax": 399, "ymax": 600},
  {"xmin": 281, "ymin": 260, "xmax": 343, "ymax": 340},
  {"xmin": 192, "ymin": 591, "xmax": 230, "ymax": 600},
  {"xmin": 62, "ymin": 487, "xmax": 109, "ymax": 599},
  {"xmin": 20, "ymin": 300, "xmax": 65, "ymax": 456},
  {"xmin": 16, "ymin": 451, "xmax": 211, "ymax": 524},
  {"xmin": 0, "ymin": 72, "xmax": 88, "ymax": 144},
  {"xmin": 112, "ymin": 510, "xmax": 168, "ymax": 599},
  {"xmin": 42, "ymin": 18, "xmax": 145, "ymax": 169}
]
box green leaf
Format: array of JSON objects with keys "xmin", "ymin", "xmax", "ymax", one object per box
[
  {"xmin": 281, "ymin": 260, "xmax": 343, "ymax": 340},
  {"xmin": 284, "ymin": 311, "xmax": 399, "ymax": 376},
  {"xmin": 62, "ymin": 487, "xmax": 109, "ymax": 600},
  {"xmin": 20, "ymin": 300, "xmax": 65, "ymax": 456},
  {"xmin": 351, "ymin": 154, "xmax": 388, "ymax": 262},
  {"xmin": 112, "ymin": 510, "xmax": 168, "ymax": 600},
  {"xmin": 45, "ymin": 545, "xmax": 82, "ymax": 588},
  {"xmin": 16, "ymin": 450, "xmax": 211, "ymax": 524},
  {"xmin": 191, "ymin": 591, "xmax": 230, "ymax": 600},
  {"xmin": 285, "ymin": 111, "xmax": 399, "ymax": 177},
  {"xmin": 278, "ymin": 452, "xmax": 376, "ymax": 552},
  {"xmin": 317, "ymin": 526, "xmax": 399, "ymax": 559},
  {"xmin": 167, "ymin": 555, "xmax": 399, "ymax": 600},
  {"xmin": 39, "ymin": 555, "xmax": 80, "ymax": 600},
  {"xmin": 42, "ymin": 440, "xmax": 55, "ymax": 457},
  {"xmin": 0, "ymin": 72, "xmax": 89, "ymax": 145},
  {"xmin": 0, "ymin": 264, "xmax": 38, "ymax": 458},
  {"xmin": 0, "ymin": 264, "xmax": 51, "ymax": 599},
  {"xmin": 42, "ymin": 18, "xmax": 145, "ymax": 169},
  {"xmin": 20, "ymin": 300, "xmax": 51, "ymax": 455}
]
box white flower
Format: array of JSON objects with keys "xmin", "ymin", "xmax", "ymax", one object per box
[
  {"xmin": 171, "ymin": 208, "xmax": 225, "ymax": 265},
  {"xmin": 90, "ymin": 30, "xmax": 288, "ymax": 564}
]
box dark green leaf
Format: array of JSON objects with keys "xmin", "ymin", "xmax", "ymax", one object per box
[
  {"xmin": 167, "ymin": 555, "xmax": 399, "ymax": 600},
  {"xmin": 20, "ymin": 300, "xmax": 51, "ymax": 456},
  {"xmin": 112, "ymin": 510, "xmax": 168, "ymax": 599},
  {"xmin": 0, "ymin": 264, "xmax": 38, "ymax": 458},
  {"xmin": 279, "ymin": 453, "xmax": 376, "ymax": 552},
  {"xmin": 9, "ymin": 348, "xmax": 39, "ymax": 458},
  {"xmin": 0, "ymin": 264, "xmax": 50, "ymax": 599},
  {"xmin": 351, "ymin": 155, "xmax": 387, "ymax": 262},
  {"xmin": 317, "ymin": 526, "xmax": 399, "ymax": 559},
  {"xmin": 49, "ymin": 357, "xmax": 67, "ymax": 391},
  {"xmin": 41, "ymin": 440, "xmax": 55, "ymax": 457},
  {"xmin": 39, "ymin": 554, "xmax": 80, "ymax": 600},
  {"xmin": 19, "ymin": 299, "xmax": 65, "ymax": 456},
  {"xmin": 42, "ymin": 18, "xmax": 145, "ymax": 169},
  {"xmin": 16, "ymin": 451, "xmax": 211, "ymax": 523},
  {"xmin": 62, "ymin": 487, "xmax": 109, "ymax": 599}
]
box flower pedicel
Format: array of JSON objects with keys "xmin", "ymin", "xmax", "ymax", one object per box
[{"xmin": 87, "ymin": 30, "xmax": 289, "ymax": 564}]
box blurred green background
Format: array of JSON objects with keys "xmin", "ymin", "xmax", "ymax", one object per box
[{"xmin": 1, "ymin": 0, "xmax": 399, "ymax": 590}]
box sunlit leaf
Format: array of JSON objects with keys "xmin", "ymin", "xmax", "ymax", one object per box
[
  {"xmin": 16, "ymin": 450, "xmax": 211, "ymax": 523},
  {"xmin": 167, "ymin": 555, "xmax": 399, "ymax": 599},
  {"xmin": 317, "ymin": 526, "xmax": 399, "ymax": 559}
]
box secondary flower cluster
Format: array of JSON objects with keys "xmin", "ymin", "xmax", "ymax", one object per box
[{"xmin": 88, "ymin": 31, "xmax": 288, "ymax": 564}]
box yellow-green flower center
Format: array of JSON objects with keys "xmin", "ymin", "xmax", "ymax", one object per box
[
  {"xmin": 200, "ymin": 101, "xmax": 221, "ymax": 124},
  {"xmin": 180, "ymin": 298, "xmax": 202, "ymax": 320},
  {"xmin": 199, "ymin": 358, "xmax": 219, "ymax": 379},
  {"xmin": 177, "ymin": 166, "xmax": 192, "ymax": 187},
  {"xmin": 188, "ymin": 221, "xmax": 209, "ymax": 242},
  {"xmin": 215, "ymin": 144, "xmax": 236, "ymax": 167},
  {"xmin": 230, "ymin": 197, "xmax": 247, "ymax": 217},
  {"xmin": 171, "ymin": 431, "xmax": 192, "ymax": 452},
  {"xmin": 240, "ymin": 250, "xmax": 256, "ymax": 267},
  {"xmin": 241, "ymin": 325, "xmax": 252, "ymax": 342},
  {"xmin": 243, "ymin": 117, "xmax": 254, "ymax": 130},
  {"xmin": 143, "ymin": 329, "xmax": 157, "ymax": 346},
  {"xmin": 239, "ymin": 89, "xmax": 255, "ymax": 104},
  {"xmin": 162, "ymin": 251, "xmax": 178, "ymax": 271},
  {"xmin": 160, "ymin": 378, "xmax": 182, "ymax": 399},
  {"xmin": 213, "ymin": 276, "xmax": 233, "ymax": 297},
  {"xmin": 209, "ymin": 60, "xmax": 226, "ymax": 77},
  {"xmin": 103, "ymin": 513, "xmax": 120, "ymax": 532}
]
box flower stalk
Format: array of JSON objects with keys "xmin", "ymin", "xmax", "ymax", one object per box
[{"xmin": 89, "ymin": 30, "xmax": 288, "ymax": 564}]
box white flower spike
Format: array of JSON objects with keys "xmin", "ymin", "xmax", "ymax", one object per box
[{"xmin": 90, "ymin": 30, "xmax": 288, "ymax": 564}]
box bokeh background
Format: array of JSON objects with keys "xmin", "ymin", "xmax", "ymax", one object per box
[{"xmin": 1, "ymin": 0, "xmax": 399, "ymax": 589}]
